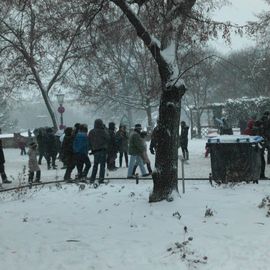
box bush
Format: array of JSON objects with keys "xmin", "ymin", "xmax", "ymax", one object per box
[{"xmin": 224, "ymin": 96, "xmax": 270, "ymax": 124}]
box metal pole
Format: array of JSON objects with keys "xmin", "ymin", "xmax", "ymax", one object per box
[
  {"xmin": 60, "ymin": 112, "xmax": 63, "ymax": 126},
  {"xmin": 181, "ymin": 158, "xmax": 185, "ymax": 194}
]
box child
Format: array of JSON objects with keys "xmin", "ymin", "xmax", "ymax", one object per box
[{"xmin": 28, "ymin": 142, "xmax": 41, "ymax": 183}]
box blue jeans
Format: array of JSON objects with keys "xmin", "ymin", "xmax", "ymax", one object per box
[
  {"xmin": 127, "ymin": 155, "xmax": 146, "ymax": 177},
  {"xmin": 90, "ymin": 150, "xmax": 107, "ymax": 181}
]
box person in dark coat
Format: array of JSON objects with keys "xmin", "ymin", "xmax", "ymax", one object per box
[
  {"xmin": 115, "ymin": 125, "xmax": 129, "ymax": 167},
  {"xmin": 44, "ymin": 127, "xmax": 58, "ymax": 169},
  {"xmin": 0, "ymin": 139, "xmax": 11, "ymax": 185},
  {"xmin": 34, "ymin": 128, "xmax": 46, "ymax": 165},
  {"xmin": 73, "ymin": 124, "xmax": 91, "ymax": 180},
  {"xmin": 179, "ymin": 121, "xmax": 189, "ymax": 160},
  {"xmin": 253, "ymin": 120, "xmax": 268, "ymax": 180},
  {"xmin": 149, "ymin": 125, "xmax": 158, "ymax": 155},
  {"xmin": 88, "ymin": 119, "xmax": 110, "ymax": 184},
  {"xmin": 261, "ymin": 111, "xmax": 270, "ymax": 164},
  {"xmin": 214, "ymin": 117, "xmax": 233, "ymax": 135},
  {"xmin": 127, "ymin": 124, "xmax": 147, "ymax": 178},
  {"xmin": 62, "ymin": 127, "xmax": 75, "ymax": 181},
  {"xmin": 107, "ymin": 122, "xmax": 118, "ymax": 171}
]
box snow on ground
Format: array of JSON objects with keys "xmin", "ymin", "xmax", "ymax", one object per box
[{"xmin": 1, "ymin": 139, "xmax": 270, "ymax": 270}]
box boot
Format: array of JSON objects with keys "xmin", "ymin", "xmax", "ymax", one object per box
[
  {"xmin": 182, "ymin": 150, "xmax": 186, "ymax": 160},
  {"xmin": 1, "ymin": 172, "xmax": 11, "ymax": 183},
  {"xmin": 28, "ymin": 171, "xmax": 34, "ymax": 183},
  {"xmin": 3, "ymin": 179, "xmax": 12, "ymax": 184},
  {"xmin": 119, "ymin": 156, "xmax": 122, "ymax": 168},
  {"xmin": 35, "ymin": 171, "xmax": 41, "ymax": 182}
]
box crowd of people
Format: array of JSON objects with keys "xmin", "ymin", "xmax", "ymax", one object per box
[
  {"xmin": 3, "ymin": 112, "xmax": 269, "ymax": 186},
  {"xmin": 0, "ymin": 120, "xmax": 158, "ymax": 186}
]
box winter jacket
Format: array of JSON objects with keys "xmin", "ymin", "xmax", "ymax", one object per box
[
  {"xmin": 128, "ymin": 130, "xmax": 145, "ymax": 156},
  {"xmin": 115, "ymin": 130, "xmax": 129, "ymax": 153},
  {"xmin": 88, "ymin": 119, "xmax": 110, "ymax": 152},
  {"xmin": 180, "ymin": 125, "xmax": 189, "ymax": 148},
  {"xmin": 73, "ymin": 132, "xmax": 89, "ymax": 155},
  {"xmin": 35, "ymin": 128, "xmax": 45, "ymax": 151},
  {"xmin": 28, "ymin": 148, "xmax": 40, "ymax": 172},
  {"xmin": 243, "ymin": 120, "xmax": 254, "ymax": 136},
  {"xmin": 62, "ymin": 135, "xmax": 74, "ymax": 160},
  {"xmin": 44, "ymin": 131, "xmax": 58, "ymax": 154},
  {"xmin": 107, "ymin": 123, "xmax": 118, "ymax": 155},
  {"xmin": 0, "ymin": 139, "xmax": 5, "ymax": 164},
  {"xmin": 16, "ymin": 136, "xmax": 27, "ymax": 149}
]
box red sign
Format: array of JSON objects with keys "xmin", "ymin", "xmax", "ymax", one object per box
[{"xmin": 58, "ymin": 106, "xmax": 65, "ymax": 113}]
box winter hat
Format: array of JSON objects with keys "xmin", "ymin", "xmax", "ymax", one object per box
[
  {"xmin": 64, "ymin": 127, "xmax": 73, "ymax": 136},
  {"xmin": 94, "ymin": 119, "xmax": 104, "ymax": 129},
  {"xmin": 109, "ymin": 122, "xmax": 115, "ymax": 130},
  {"xmin": 134, "ymin": 124, "xmax": 142, "ymax": 130}
]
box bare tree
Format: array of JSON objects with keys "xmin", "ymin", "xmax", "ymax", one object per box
[
  {"xmin": 0, "ymin": 0, "xmax": 104, "ymax": 129},
  {"xmin": 110, "ymin": 0, "xmax": 196, "ymax": 202},
  {"xmin": 181, "ymin": 47, "xmax": 218, "ymax": 137},
  {"xmin": 71, "ymin": 14, "xmax": 160, "ymax": 129},
  {"xmin": 110, "ymin": 0, "xmax": 233, "ymax": 202}
]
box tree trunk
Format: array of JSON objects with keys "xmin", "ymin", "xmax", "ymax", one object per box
[
  {"xmin": 110, "ymin": 0, "xmax": 194, "ymax": 202},
  {"xmin": 30, "ymin": 68, "xmax": 58, "ymax": 130},
  {"xmin": 146, "ymin": 100, "xmax": 153, "ymax": 131},
  {"xmin": 149, "ymin": 85, "xmax": 185, "ymax": 202},
  {"xmin": 196, "ymin": 110, "xmax": 202, "ymax": 138},
  {"xmin": 42, "ymin": 92, "xmax": 58, "ymax": 130},
  {"xmin": 127, "ymin": 106, "xmax": 133, "ymax": 129}
]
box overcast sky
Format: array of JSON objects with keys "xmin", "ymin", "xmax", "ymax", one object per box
[{"xmin": 210, "ymin": 0, "xmax": 269, "ymax": 54}]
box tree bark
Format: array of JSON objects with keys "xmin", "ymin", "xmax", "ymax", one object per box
[{"xmin": 149, "ymin": 85, "xmax": 185, "ymax": 202}]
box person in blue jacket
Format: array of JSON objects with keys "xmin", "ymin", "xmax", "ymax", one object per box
[{"xmin": 73, "ymin": 124, "xmax": 91, "ymax": 180}]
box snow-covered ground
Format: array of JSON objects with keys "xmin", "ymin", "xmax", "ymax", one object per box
[
  {"xmin": 3, "ymin": 139, "xmax": 211, "ymax": 186},
  {"xmin": 1, "ymin": 139, "xmax": 270, "ymax": 270}
]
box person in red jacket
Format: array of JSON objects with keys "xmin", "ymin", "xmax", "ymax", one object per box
[{"xmin": 243, "ymin": 120, "xmax": 255, "ymax": 135}]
